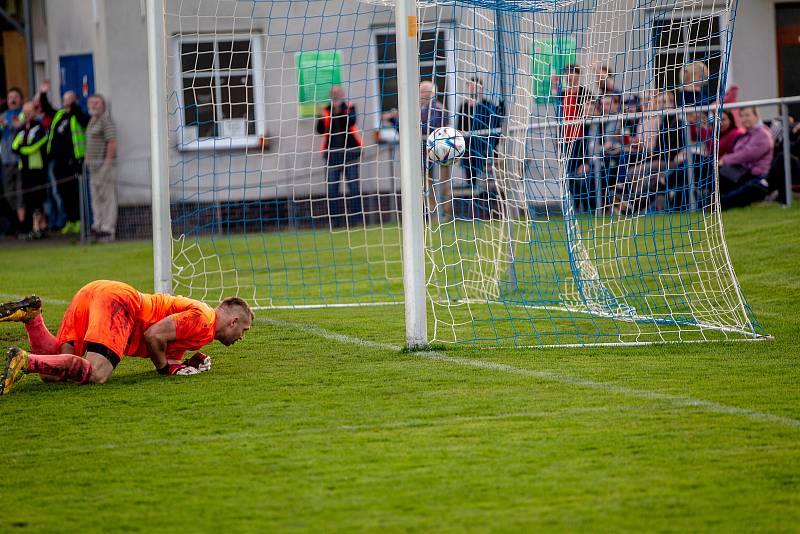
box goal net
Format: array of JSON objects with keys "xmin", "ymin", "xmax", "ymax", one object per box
[{"xmin": 155, "ymin": 0, "xmax": 766, "ymax": 347}]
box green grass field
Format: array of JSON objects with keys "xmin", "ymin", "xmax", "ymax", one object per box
[{"xmin": 1, "ymin": 203, "xmax": 798, "ymax": 532}]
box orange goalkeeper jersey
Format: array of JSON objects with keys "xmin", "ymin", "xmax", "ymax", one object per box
[{"xmin": 126, "ymin": 292, "xmax": 217, "ymax": 361}]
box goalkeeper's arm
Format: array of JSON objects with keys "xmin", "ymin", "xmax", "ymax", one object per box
[{"xmin": 143, "ymin": 317, "xmax": 199, "ymax": 376}]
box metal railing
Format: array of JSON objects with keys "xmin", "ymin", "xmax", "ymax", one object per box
[
  {"xmin": 520, "ymin": 94, "xmax": 800, "ymax": 209},
  {"xmin": 715, "ymin": 96, "xmax": 800, "ymax": 208}
]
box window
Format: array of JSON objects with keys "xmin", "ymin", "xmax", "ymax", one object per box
[
  {"xmin": 374, "ymin": 29, "xmax": 453, "ymax": 115},
  {"xmin": 175, "ymin": 35, "xmax": 265, "ymax": 150},
  {"xmin": 651, "ymin": 14, "xmax": 726, "ymax": 96}
]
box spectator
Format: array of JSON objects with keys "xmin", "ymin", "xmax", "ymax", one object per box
[
  {"xmin": 316, "ymin": 86, "xmax": 362, "ymax": 227},
  {"xmin": 554, "ymin": 65, "xmax": 587, "ymax": 148},
  {"xmin": 33, "ymin": 81, "xmax": 55, "ymax": 129},
  {"xmin": 667, "ymin": 109, "xmax": 716, "ymax": 210},
  {"xmin": 419, "ymin": 81, "xmax": 452, "ymax": 221},
  {"xmin": 719, "ymin": 106, "xmax": 773, "ymax": 209},
  {"xmin": 718, "ymin": 109, "xmax": 744, "ymax": 159},
  {"xmin": 31, "ymin": 81, "xmax": 64, "ymax": 231},
  {"xmin": 622, "ymin": 94, "xmax": 641, "ymax": 140},
  {"xmin": 456, "ymin": 77, "xmax": 505, "ymax": 188},
  {"xmin": 593, "ymin": 63, "xmax": 618, "ymax": 97},
  {"xmin": 11, "ymin": 101, "xmax": 48, "ymax": 239},
  {"xmin": 569, "ymin": 92, "xmax": 631, "ymax": 213},
  {"xmin": 765, "ymin": 114, "xmax": 800, "ymax": 203},
  {"xmin": 614, "ymin": 91, "xmax": 685, "ymax": 213},
  {"xmin": 47, "ymin": 90, "xmax": 89, "ymax": 235},
  {"xmin": 678, "ymin": 61, "xmax": 713, "ymax": 108},
  {"xmin": 599, "ymin": 92, "xmax": 625, "ymax": 185},
  {"xmin": 570, "ymin": 99, "xmax": 603, "ymax": 212},
  {"xmin": 85, "ymin": 94, "xmax": 118, "ymax": 242},
  {"xmin": 1, "ymin": 87, "xmax": 24, "ymax": 235}
]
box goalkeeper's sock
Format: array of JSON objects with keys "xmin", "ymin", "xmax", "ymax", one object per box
[
  {"xmin": 28, "ymin": 354, "xmax": 92, "ymax": 384},
  {"xmin": 23, "ymin": 315, "xmax": 60, "ymax": 354}
]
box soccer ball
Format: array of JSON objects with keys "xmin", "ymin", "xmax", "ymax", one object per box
[{"xmin": 426, "ymin": 127, "xmax": 466, "ymax": 166}]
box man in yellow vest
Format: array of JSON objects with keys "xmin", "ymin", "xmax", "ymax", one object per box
[
  {"xmin": 315, "ymin": 86, "xmax": 363, "ymax": 227},
  {"xmin": 47, "ymin": 91, "xmax": 88, "ymax": 235},
  {"xmin": 11, "ymin": 101, "xmax": 48, "ymax": 239}
]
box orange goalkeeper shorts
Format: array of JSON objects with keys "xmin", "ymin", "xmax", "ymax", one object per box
[{"xmin": 56, "ymin": 280, "xmax": 142, "ymax": 358}]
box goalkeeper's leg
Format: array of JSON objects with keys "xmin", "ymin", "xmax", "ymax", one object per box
[
  {"xmin": 1, "ymin": 347, "xmax": 91, "ymax": 394},
  {"xmin": 0, "ymin": 295, "xmax": 42, "ymax": 323},
  {"xmin": 0, "ymin": 344, "xmax": 119, "ymax": 394},
  {"xmin": 0, "ymin": 294, "xmax": 65, "ymax": 354},
  {"xmin": 24, "ymin": 314, "xmax": 60, "ymax": 354}
]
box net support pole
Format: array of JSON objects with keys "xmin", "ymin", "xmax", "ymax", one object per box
[
  {"xmin": 781, "ymin": 103, "xmax": 793, "ymax": 208},
  {"xmin": 146, "ymin": 0, "xmax": 173, "ymax": 293},
  {"xmin": 394, "ymin": 0, "xmax": 427, "ymax": 348}
]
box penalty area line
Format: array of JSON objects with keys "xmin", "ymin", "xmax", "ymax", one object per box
[{"xmin": 259, "ymin": 317, "xmax": 800, "ymax": 430}]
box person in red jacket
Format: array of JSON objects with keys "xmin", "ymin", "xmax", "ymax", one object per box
[
  {"xmin": 316, "ymin": 86, "xmax": 363, "ymax": 227},
  {"xmin": 717, "ymin": 110, "xmax": 744, "ymax": 159}
]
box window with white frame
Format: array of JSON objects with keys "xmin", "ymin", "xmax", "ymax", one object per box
[
  {"xmin": 176, "ymin": 35, "xmax": 265, "ymax": 149},
  {"xmin": 374, "ymin": 28, "xmax": 453, "ymax": 114},
  {"xmin": 651, "ymin": 13, "xmax": 726, "ymax": 95}
]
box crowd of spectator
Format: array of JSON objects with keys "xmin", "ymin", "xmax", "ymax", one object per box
[
  {"xmin": 0, "ymin": 83, "xmax": 117, "ymax": 241},
  {"xmin": 556, "ymin": 61, "xmax": 797, "ymax": 214}
]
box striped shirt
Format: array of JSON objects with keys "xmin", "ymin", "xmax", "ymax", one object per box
[{"xmin": 85, "ymin": 112, "xmax": 116, "ymax": 163}]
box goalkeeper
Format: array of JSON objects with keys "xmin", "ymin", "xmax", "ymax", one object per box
[{"xmin": 0, "ymin": 280, "xmax": 253, "ymax": 395}]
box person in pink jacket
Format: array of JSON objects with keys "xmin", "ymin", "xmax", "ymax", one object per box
[{"xmin": 718, "ymin": 107, "xmax": 774, "ymax": 209}]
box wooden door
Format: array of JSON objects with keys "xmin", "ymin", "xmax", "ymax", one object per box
[{"xmin": 776, "ymin": 5, "xmax": 800, "ymax": 118}]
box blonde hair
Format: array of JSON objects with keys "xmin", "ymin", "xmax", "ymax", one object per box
[
  {"xmin": 680, "ymin": 61, "xmax": 709, "ymax": 85},
  {"xmin": 220, "ymin": 296, "xmax": 254, "ymax": 320}
]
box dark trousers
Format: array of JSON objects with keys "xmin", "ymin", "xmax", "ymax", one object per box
[
  {"xmin": 720, "ymin": 165, "xmax": 768, "ymax": 210},
  {"xmin": 22, "ymin": 169, "xmax": 47, "ymax": 232},
  {"xmin": 569, "ymin": 171, "xmax": 595, "ymax": 213},
  {"xmin": 59, "ymin": 173, "xmax": 81, "ymax": 221},
  {"xmin": 0, "ymin": 165, "xmax": 15, "ymax": 235},
  {"xmin": 326, "ymin": 148, "xmax": 362, "ymax": 226},
  {"xmin": 45, "ymin": 160, "xmax": 67, "ymax": 229}
]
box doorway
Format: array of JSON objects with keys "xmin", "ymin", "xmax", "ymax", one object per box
[
  {"xmin": 59, "ymin": 54, "xmax": 94, "ymax": 113},
  {"xmin": 777, "ymin": 3, "xmax": 800, "ymax": 118}
]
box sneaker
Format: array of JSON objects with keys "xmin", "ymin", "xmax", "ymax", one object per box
[
  {"xmin": 0, "ymin": 295, "xmax": 42, "ymax": 323},
  {"xmin": 0, "ymin": 347, "xmax": 29, "ymax": 395},
  {"xmin": 61, "ymin": 221, "xmax": 80, "ymax": 235}
]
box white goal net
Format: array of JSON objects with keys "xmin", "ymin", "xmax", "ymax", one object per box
[{"xmin": 153, "ymin": 0, "xmax": 766, "ymax": 347}]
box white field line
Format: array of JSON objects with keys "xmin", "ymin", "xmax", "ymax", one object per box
[
  {"xmin": 259, "ymin": 317, "xmax": 800, "ymax": 430},
  {"xmin": 10, "ymin": 405, "xmax": 644, "ymax": 457}
]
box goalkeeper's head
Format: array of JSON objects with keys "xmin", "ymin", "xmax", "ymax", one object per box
[{"xmin": 215, "ymin": 297, "xmax": 254, "ymax": 346}]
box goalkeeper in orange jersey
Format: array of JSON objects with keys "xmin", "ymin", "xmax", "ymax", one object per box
[{"xmin": 0, "ymin": 280, "xmax": 253, "ymax": 395}]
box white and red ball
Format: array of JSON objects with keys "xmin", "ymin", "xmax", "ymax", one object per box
[{"xmin": 426, "ymin": 127, "xmax": 466, "ymax": 166}]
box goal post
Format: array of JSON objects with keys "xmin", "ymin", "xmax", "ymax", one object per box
[
  {"xmin": 150, "ymin": 0, "xmax": 767, "ymax": 348},
  {"xmin": 146, "ymin": 0, "xmax": 173, "ymax": 294},
  {"xmin": 394, "ymin": 0, "xmax": 428, "ymax": 348}
]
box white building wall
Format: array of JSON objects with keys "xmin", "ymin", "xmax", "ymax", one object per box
[
  {"xmin": 103, "ymin": 1, "xmax": 150, "ymax": 204},
  {"xmin": 42, "ymin": 0, "xmax": 111, "ymax": 104},
  {"xmin": 731, "ymin": 0, "xmax": 779, "ymax": 108},
  {"xmin": 34, "ymin": 0, "xmax": 789, "ymax": 209}
]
